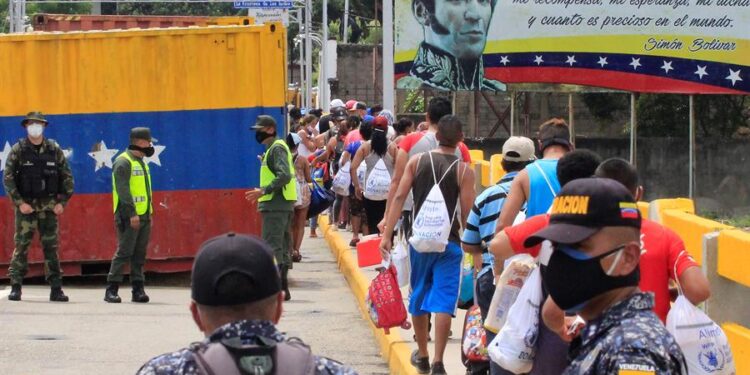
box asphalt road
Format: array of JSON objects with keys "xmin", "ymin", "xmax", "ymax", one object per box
[{"xmin": 0, "ymin": 236, "xmax": 388, "ymax": 375}]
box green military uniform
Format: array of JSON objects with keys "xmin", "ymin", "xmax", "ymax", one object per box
[
  {"xmin": 2, "ymin": 137, "xmax": 74, "ymax": 288},
  {"xmin": 108, "ymin": 149, "xmax": 153, "ymax": 284},
  {"xmin": 259, "ymin": 138, "xmax": 296, "ymax": 268}
]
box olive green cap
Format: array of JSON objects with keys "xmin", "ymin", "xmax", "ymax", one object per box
[
  {"xmin": 130, "ymin": 127, "xmax": 152, "ymax": 142},
  {"xmin": 250, "ymin": 115, "xmax": 277, "ymax": 130},
  {"xmin": 21, "ymin": 111, "xmax": 48, "ymax": 127}
]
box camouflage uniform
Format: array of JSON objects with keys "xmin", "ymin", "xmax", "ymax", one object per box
[
  {"xmin": 136, "ymin": 320, "xmax": 359, "ymax": 375},
  {"xmin": 565, "ymin": 292, "xmax": 688, "ymax": 375},
  {"xmin": 2, "ymin": 138, "xmax": 74, "ymax": 287}
]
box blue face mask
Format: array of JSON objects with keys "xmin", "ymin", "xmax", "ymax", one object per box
[{"xmin": 542, "ymin": 244, "xmax": 639, "ymax": 313}]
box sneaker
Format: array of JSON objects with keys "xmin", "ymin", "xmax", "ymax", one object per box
[
  {"xmin": 431, "ymin": 362, "xmax": 447, "ymax": 375},
  {"xmin": 410, "ymin": 350, "xmax": 430, "ymax": 374}
]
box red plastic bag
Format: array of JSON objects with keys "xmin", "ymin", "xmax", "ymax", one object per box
[
  {"xmin": 356, "ymin": 234, "xmax": 383, "ymax": 268},
  {"xmin": 365, "ymin": 265, "xmax": 411, "ymax": 334}
]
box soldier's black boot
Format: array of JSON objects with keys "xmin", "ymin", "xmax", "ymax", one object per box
[
  {"xmin": 8, "ymin": 284, "xmax": 21, "ymax": 301},
  {"xmin": 131, "ymin": 281, "xmax": 150, "ymax": 303},
  {"xmin": 281, "ymin": 267, "xmax": 291, "ymax": 301},
  {"xmin": 104, "ymin": 283, "xmax": 122, "ymax": 303},
  {"xmin": 50, "ymin": 287, "xmax": 69, "ymax": 302}
]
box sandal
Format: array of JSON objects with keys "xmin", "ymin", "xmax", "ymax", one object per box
[
  {"xmin": 292, "ymin": 250, "xmax": 302, "ymax": 263},
  {"xmin": 349, "ymin": 238, "xmax": 360, "ymax": 247}
]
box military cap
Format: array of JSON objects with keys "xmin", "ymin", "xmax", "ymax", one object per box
[
  {"xmin": 130, "ymin": 127, "xmax": 152, "ymax": 142},
  {"xmin": 21, "ymin": 111, "xmax": 48, "ymax": 127},
  {"xmin": 250, "ymin": 115, "xmax": 277, "ymax": 130}
]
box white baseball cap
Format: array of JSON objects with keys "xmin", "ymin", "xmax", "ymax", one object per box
[
  {"xmin": 502, "ymin": 136, "xmax": 536, "ymax": 162},
  {"xmin": 329, "ymin": 99, "xmax": 345, "ymax": 110}
]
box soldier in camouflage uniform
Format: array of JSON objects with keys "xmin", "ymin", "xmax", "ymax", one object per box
[
  {"xmin": 2, "ymin": 112, "xmax": 74, "ymax": 302},
  {"xmin": 525, "ymin": 178, "xmax": 687, "ymax": 375}
]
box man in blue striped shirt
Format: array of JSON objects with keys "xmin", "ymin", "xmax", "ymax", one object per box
[{"xmin": 461, "ymin": 136, "xmax": 535, "ymax": 375}]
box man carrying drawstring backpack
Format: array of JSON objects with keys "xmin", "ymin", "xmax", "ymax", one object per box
[{"xmin": 380, "ymin": 115, "xmax": 476, "ymax": 375}]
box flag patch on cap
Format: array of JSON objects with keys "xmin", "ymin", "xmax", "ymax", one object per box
[{"xmin": 619, "ymin": 202, "xmax": 639, "ymax": 219}]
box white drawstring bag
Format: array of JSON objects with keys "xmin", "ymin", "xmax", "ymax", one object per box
[
  {"xmin": 363, "ymin": 158, "xmax": 391, "ymax": 201},
  {"xmin": 332, "ymin": 161, "xmax": 351, "ymax": 196},
  {"xmin": 666, "ymin": 253, "xmax": 735, "ymax": 375},
  {"xmin": 488, "ymin": 266, "xmax": 542, "ymax": 374},
  {"xmin": 409, "ymin": 152, "xmax": 460, "ymax": 253}
]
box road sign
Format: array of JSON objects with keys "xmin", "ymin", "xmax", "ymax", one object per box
[
  {"xmin": 233, "ymin": 1, "xmax": 293, "ymax": 8},
  {"xmin": 248, "ymin": 8, "xmax": 290, "ymax": 27}
]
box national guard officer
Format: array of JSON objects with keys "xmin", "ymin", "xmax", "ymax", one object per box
[
  {"xmin": 245, "ymin": 115, "xmax": 297, "ymax": 301},
  {"xmin": 3, "ymin": 111, "xmax": 74, "ymax": 302},
  {"xmin": 104, "ymin": 127, "xmax": 154, "ymax": 303},
  {"xmin": 525, "ymin": 178, "xmax": 688, "ymax": 374}
]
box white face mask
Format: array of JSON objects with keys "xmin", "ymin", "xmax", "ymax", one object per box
[{"xmin": 27, "ymin": 123, "xmax": 44, "ymax": 138}]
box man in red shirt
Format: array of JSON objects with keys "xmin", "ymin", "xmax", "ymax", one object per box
[{"xmin": 491, "ymin": 158, "xmax": 710, "ymax": 327}]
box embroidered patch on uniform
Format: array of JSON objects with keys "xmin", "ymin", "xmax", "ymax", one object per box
[
  {"xmin": 618, "ymin": 363, "xmax": 655, "ymax": 374},
  {"xmin": 619, "ymin": 202, "xmax": 639, "ymax": 219}
]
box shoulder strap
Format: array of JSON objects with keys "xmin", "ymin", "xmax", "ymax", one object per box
[
  {"xmin": 533, "ymin": 162, "xmax": 557, "ymax": 198},
  {"xmin": 191, "ymin": 342, "xmax": 241, "ymax": 375},
  {"xmin": 275, "ymin": 338, "xmax": 316, "ymax": 375}
]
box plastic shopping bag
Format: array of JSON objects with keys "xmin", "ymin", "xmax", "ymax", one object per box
[
  {"xmin": 457, "ymin": 253, "xmax": 475, "ymax": 310},
  {"xmin": 391, "ymin": 233, "xmax": 410, "ymax": 288},
  {"xmin": 484, "ymin": 254, "xmax": 535, "ymax": 333},
  {"xmin": 332, "ymin": 161, "xmax": 351, "ymax": 196},
  {"xmin": 488, "ymin": 267, "xmax": 542, "ymax": 374},
  {"xmin": 666, "ymin": 295, "xmax": 736, "ymax": 375},
  {"xmin": 365, "ymin": 264, "xmax": 411, "ymax": 334}
]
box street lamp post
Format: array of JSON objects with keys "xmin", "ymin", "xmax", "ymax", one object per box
[{"xmin": 304, "ymin": 0, "xmax": 313, "ymax": 110}]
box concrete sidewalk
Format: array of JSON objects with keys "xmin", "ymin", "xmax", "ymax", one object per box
[
  {"xmin": 322, "ymin": 218, "xmax": 469, "ymax": 375},
  {"xmin": 0, "ymin": 234, "xmax": 388, "ymax": 375}
]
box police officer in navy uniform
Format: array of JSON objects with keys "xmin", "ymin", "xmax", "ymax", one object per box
[
  {"xmin": 525, "ymin": 178, "xmax": 687, "ymax": 375},
  {"xmin": 3, "ymin": 111, "xmax": 74, "ymax": 302}
]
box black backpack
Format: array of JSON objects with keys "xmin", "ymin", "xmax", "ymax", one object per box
[{"xmin": 190, "ymin": 335, "xmax": 316, "ymax": 375}]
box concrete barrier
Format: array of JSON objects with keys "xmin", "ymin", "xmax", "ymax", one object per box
[
  {"xmin": 319, "ymin": 216, "xmax": 418, "ymax": 375},
  {"xmin": 489, "ymin": 154, "xmax": 505, "ymax": 186},
  {"xmin": 637, "ymin": 201, "xmax": 649, "ymax": 220},
  {"xmin": 717, "ymin": 230, "xmax": 750, "ymax": 289},
  {"xmin": 648, "ymin": 198, "xmax": 695, "ymax": 224},
  {"xmin": 661, "ymin": 210, "xmax": 730, "ymax": 264},
  {"xmin": 702, "ymin": 231, "xmax": 750, "ymax": 373},
  {"xmin": 723, "ymin": 323, "xmax": 750, "ymax": 374},
  {"xmin": 469, "ymin": 149, "xmax": 484, "ymax": 163}
]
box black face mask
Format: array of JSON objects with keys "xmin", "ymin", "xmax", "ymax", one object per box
[
  {"xmin": 543, "ymin": 244, "xmax": 639, "ymax": 313},
  {"xmin": 255, "ymin": 131, "xmax": 276, "ymax": 144},
  {"xmin": 128, "ymin": 145, "xmax": 155, "ymax": 157}
]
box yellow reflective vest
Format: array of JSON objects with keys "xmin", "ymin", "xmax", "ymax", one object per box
[
  {"xmin": 112, "ymin": 152, "xmax": 153, "ymax": 215},
  {"xmin": 259, "ymin": 139, "xmax": 297, "ymax": 202}
]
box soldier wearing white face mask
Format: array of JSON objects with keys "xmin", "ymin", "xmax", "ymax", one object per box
[{"xmin": 3, "ymin": 111, "xmax": 75, "ymax": 302}]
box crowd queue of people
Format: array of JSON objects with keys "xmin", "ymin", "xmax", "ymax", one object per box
[
  {"xmin": 240, "ymin": 95, "xmax": 714, "ymax": 375},
  {"xmin": 4, "ymin": 97, "xmax": 716, "ymax": 375}
]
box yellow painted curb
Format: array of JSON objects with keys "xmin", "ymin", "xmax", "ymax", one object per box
[{"xmin": 319, "ymin": 216, "xmax": 418, "ymax": 375}]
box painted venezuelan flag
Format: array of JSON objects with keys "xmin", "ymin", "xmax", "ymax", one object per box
[{"xmin": 0, "ymin": 26, "xmax": 288, "ymax": 276}]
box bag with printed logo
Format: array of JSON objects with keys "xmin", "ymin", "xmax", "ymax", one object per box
[
  {"xmin": 363, "ymin": 158, "xmax": 391, "ymax": 201},
  {"xmin": 488, "ymin": 267, "xmax": 542, "ymax": 374},
  {"xmin": 462, "ymin": 305, "xmax": 490, "ymax": 364},
  {"xmin": 408, "ymin": 152, "xmax": 460, "ymax": 253},
  {"xmin": 666, "ymin": 254, "xmax": 735, "ymax": 375},
  {"xmin": 365, "ymin": 263, "xmax": 411, "ymax": 334},
  {"xmin": 332, "ymin": 161, "xmax": 351, "ymax": 196},
  {"xmin": 457, "ymin": 253, "xmax": 475, "ymax": 310}
]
